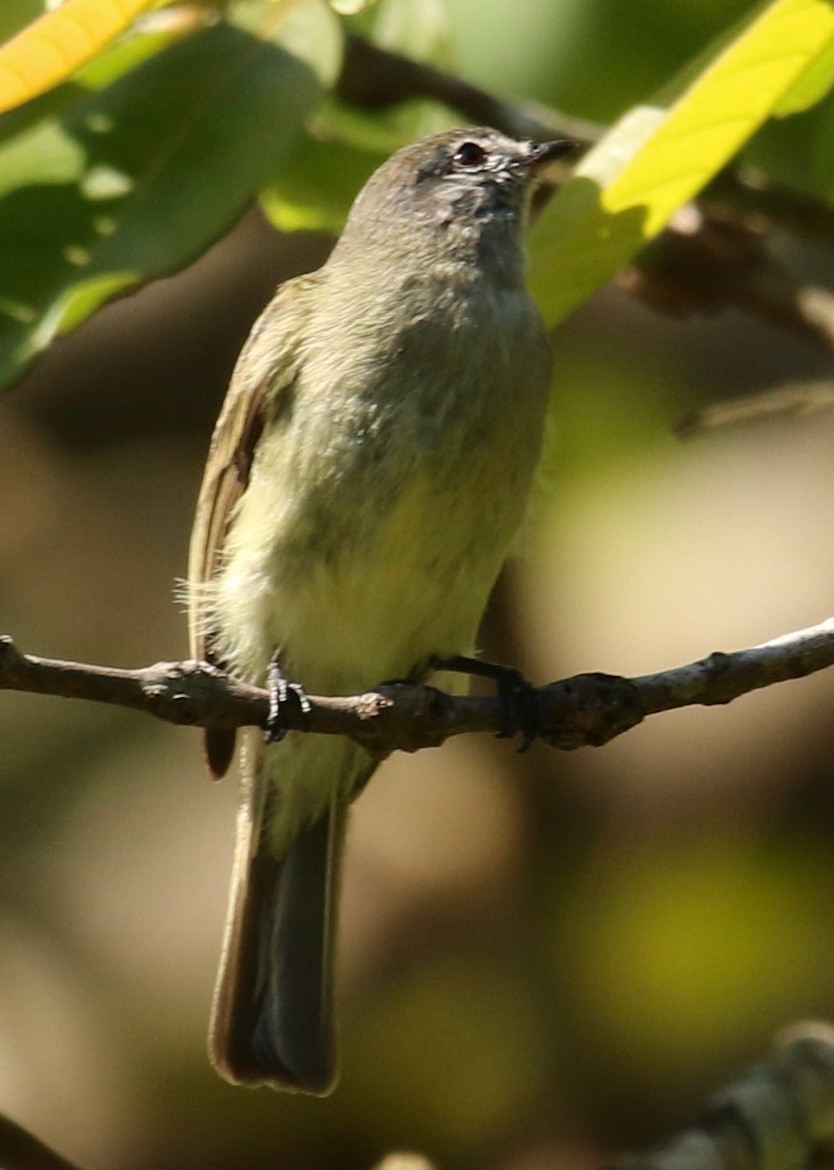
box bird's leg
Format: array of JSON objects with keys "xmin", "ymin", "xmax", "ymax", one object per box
[
  {"xmin": 265, "ymin": 651, "xmax": 312, "ymax": 743},
  {"xmin": 431, "ymin": 654, "xmax": 542, "ymax": 752}
]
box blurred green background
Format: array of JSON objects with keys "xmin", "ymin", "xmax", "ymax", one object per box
[{"xmin": 2, "ymin": 1, "xmax": 834, "ymax": 1168}]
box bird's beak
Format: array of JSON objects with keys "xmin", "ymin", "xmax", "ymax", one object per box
[{"xmin": 527, "ymin": 139, "xmax": 575, "ymax": 172}]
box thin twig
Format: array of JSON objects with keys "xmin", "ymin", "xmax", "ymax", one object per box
[
  {"xmin": 2, "ymin": 618, "xmax": 833, "ymax": 755},
  {"xmin": 676, "ymin": 379, "xmax": 834, "ymax": 438}
]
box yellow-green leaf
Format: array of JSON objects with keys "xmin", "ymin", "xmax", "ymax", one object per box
[
  {"xmin": 0, "ymin": 0, "xmax": 156, "ymax": 116},
  {"xmin": 530, "ymin": 0, "xmax": 834, "ymax": 326},
  {"xmin": 774, "ymin": 36, "xmax": 834, "ymax": 111}
]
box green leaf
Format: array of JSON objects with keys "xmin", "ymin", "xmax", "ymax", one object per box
[
  {"xmin": 260, "ymin": 128, "xmax": 386, "ymax": 234},
  {"xmin": 72, "ymin": 25, "xmax": 176, "ymax": 90},
  {"xmin": 327, "ymin": 0, "xmax": 455, "ymax": 153},
  {"xmin": 38, "ymin": 270, "xmax": 136, "ymax": 339},
  {"xmin": 316, "ymin": 92, "xmax": 454, "ymax": 156},
  {"xmin": 346, "ymin": 0, "xmax": 450, "ymax": 61},
  {"xmin": 229, "ymin": 0, "xmax": 343, "ymax": 87},
  {"xmin": 774, "ymin": 36, "xmax": 834, "ymax": 111},
  {"xmin": 0, "ymin": 21, "xmax": 323, "ymax": 389},
  {"xmin": 810, "ymin": 93, "xmax": 834, "ymax": 191},
  {"xmin": 530, "ymin": 0, "xmax": 834, "ymax": 327},
  {"xmin": 368, "ymin": 0, "xmax": 451, "ymax": 63}
]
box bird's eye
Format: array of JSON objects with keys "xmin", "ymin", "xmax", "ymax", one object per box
[{"xmin": 452, "ymin": 141, "xmax": 487, "ymax": 168}]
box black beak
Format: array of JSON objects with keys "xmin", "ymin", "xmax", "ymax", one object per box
[{"xmin": 527, "ymin": 139, "xmax": 575, "ymax": 171}]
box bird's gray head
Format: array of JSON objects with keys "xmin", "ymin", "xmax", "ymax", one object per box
[{"xmin": 332, "ymin": 127, "xmax": 573, "ymax": 274}]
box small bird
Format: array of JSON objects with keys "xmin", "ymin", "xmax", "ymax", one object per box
[{"xmin": 187, "ymin": 126, "xmax": 572, "ymax": 1094}]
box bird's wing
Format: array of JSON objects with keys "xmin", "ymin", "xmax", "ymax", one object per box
[{"xmin": 187, "ymin": 275, "xmax": 317, "ymax": 776}]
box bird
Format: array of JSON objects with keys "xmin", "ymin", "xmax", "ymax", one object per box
[{"xmin": 187, "ymin": 125, "xmax": 572, "ymax": 1094}]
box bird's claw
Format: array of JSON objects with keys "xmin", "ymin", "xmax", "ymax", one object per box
[
  {"xmin": 493, "ymin": 668, "xmax": 541, "ymax": 752},
  {"xmin": 431, "ymin": 655, "xmax": 542, "ymax": 752},
  {"xmin": 265, "ymin": 658, "xmax": 311, "ymax": 743}
]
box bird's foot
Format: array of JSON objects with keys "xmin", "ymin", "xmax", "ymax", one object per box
[
  {"xmin": 431, "ymin": 654, "xmax": 542, "ymax": 752},
  {"xmin": 265, "ymin": 655, "xmax": 311, "ymax": 743}
]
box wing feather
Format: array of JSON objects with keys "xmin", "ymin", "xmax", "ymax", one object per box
[{"xmin": 187, "ymin": 275, "xmax": 317, "ymax": 776}]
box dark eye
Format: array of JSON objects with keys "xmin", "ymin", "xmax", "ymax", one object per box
[{"xmin": 452, "ymin": 141, "xmax": 487, "ymax": 168}]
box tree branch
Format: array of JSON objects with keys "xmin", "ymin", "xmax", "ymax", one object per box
[
  {"xmin": 0, "ymin": 1115, "xmax": 81, "ymax": 1170},
  {"xmin": 338, "ymin": 37, "xmax": 834, "ymax": 367},
  {"xmin": 337, "ymin": 34, "xmax": 602, "ymax": 147},
  {"xmin": 2, "ymin": 1024, "xmax": 832, "ymax": 1170},
  {"xmin": 613, "ymin": 1023, "xmax": 834, "ymax": 1170},
  {"xmin": 704, "ymin": 166, "xmax": 834, "ymax": 251},
  {"xmin": 336, "ymin": 34, "xmax": 834, "ymax": 254},
  {"xmin": 2, "ymin": 618, "xmax": 833, "ymax": 755},
  {"xmin": 622, "ymin": 207, "xmax": 834, "ymax": 360},
  {"xmin": 676, "ymin": 379, "xmax": 834, "ymax": 439}
]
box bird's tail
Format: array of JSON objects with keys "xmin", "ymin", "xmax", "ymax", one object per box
[{"xmin": 209, "ymin": 739, "xmax": 352, "ymax": 1095}]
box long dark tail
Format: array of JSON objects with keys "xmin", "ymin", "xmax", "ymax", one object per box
[{"xmin": 210, "ymin": 777, "xmax": 346, "ymax": 1095}]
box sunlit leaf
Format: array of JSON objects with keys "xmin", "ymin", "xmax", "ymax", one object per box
[
  {"xmin": 329, "ymin": 0, "xmax": 372, "ymax": 13},
  {"xmin": 345, "ymin": 0, "xmax": 449, "ymax": 59},
  {"xmin": 774, "ymin": 35, "xmax": 834, "ymax": 110},
  {"xmin": 0, "ymin": 0, "xmax": 157, "ymax": 116},
  {"xmin": 369, "ymin": 0, "xmax": 451, "ymax": 63},
  {"xmin": 530, "ymin": 0, "xmax": 834, "ymax": 326}
]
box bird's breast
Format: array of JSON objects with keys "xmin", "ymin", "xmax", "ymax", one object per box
[{"xmin": 212, "ymin": 280, "xmax": 552, "ymax": 691}]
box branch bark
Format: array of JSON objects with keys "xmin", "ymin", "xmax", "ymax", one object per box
[
  {"xmin": 337, "ymin": 34, "xmax": 602, "ymax": 147},
  {"xmin": 613, "ymin": 1023, "xmax": 834, "ymax": 1170},
  {"xmin": 2, "ymin": 618, "xmax": 833, "ymax": 755},
  {"xmin": 2, "ymin": 1024, "xmax": 832, "ymax": 1170},
  {"xmin": 0, "ymin": 1115, "xmax": 81, "ymax": 1170}
]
